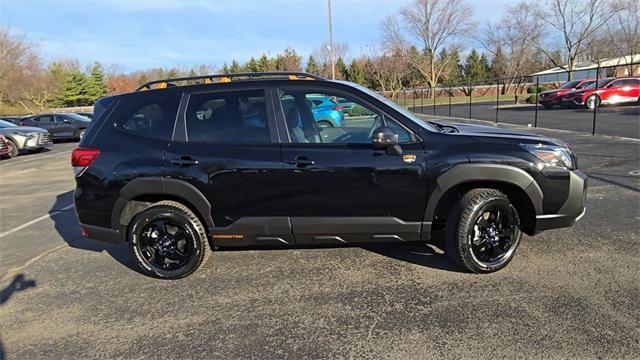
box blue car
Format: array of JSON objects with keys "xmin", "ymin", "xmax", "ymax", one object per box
[
  {"xmin": 307, "ymin": 95, "xmax": 345, "ymax": 128},
  {"xmin": 243, "ymin": 95, "xmax": 345, "ymax": 128}
]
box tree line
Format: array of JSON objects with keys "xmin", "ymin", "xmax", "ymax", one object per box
[{"xmin": 0, "ymin": 0, "xmax": 637, "ymax": 114}]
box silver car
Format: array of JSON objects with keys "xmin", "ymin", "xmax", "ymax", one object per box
[{"xmin": 0, "ymin": 119, "xmax": 52, "ymax": 158}]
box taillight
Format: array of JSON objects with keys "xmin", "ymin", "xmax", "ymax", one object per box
[
  {"xmin": 332, "ymin": 105, "xmax": 343, "ymax": 111},
  {"xmin": 72, "ymin": 147, "xmax": 100, "ymax": 175}
]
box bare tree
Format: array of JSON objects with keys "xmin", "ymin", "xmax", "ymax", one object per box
[
  {"xmin": 609, "ymin": 0, "xmax": 640, "ymax": 74},
  {"xmin": 536, "ymin": 0, "xmax": 626, "ymax": 79},
  {"xmin": 0, "ymin": 28, "xmax": 41, "ymax": 112},
  {"xmin": 370, "ymin": 50, "xmax": 408, "ymax": 99},
  {"xmin": 313, "ymin": 41, "xmax": 349, "ymax": 77},
  {"xmin": 382, "ymin": 0, "xmax": 475, "ymax": 95},
  {"xmin": 479, "ymin": 1, "xmax": 543, "ymax": 94}
]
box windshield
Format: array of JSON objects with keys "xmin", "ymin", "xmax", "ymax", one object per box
[
  {"xmin": 0, "ymin": 120, "xmax": 17, "ymax": 128},
  {"xmin": 64, "ymin": 113, "xmax": 92, "ymax": 122},
  {"xmin": 560, "ymin": 80, "xmax": 580, "ymax": 89},
  {"xmin": 337, "ymin": 81, "xmax": 439, "ymax": 132}
]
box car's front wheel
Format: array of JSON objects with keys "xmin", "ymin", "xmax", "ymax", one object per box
[
  {"xmin": 317, "ymin": 120, "xmax": 334, "ymax": 128},
  {"xmin": 128, "ymin": 201, "xmax": 209, "ymax": 279},
  {"xmin": 6, "ymin": 139, "xmax": 19, "ymax": 158},
  {"xmin": 445, "ymin": 188, "xmax": 522, "ymax": 273},
  {"xmin": 585, "ymin": 95, "xmax": 601, "ymax": 109}
]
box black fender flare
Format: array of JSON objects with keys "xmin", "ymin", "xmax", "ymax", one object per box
[
  {"xmin": 423, "ymin": 164, "xmax": 544, "ymax": 225},
  {"xmin": 111, "ymin": 177, "xmax": 214, "ymax": 230}
]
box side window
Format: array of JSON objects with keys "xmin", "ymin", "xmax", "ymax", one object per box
[
  {"xmin": 39, "ymin": 116, "xmax": 54, "ymax": 124},
  {"xmin": 185, "ymin": 89, "xmax": 270, "ymax": 144},
  {"xmin": 279, "ymin": 89, "xmax": 412, "ymax": 145},
  {"xmin": 118, "ymin": 94, "xmax": 180, "ymax": 140},
  {"xmin": 607, "ymin": 80, "xmax": 623, "ymax": 88},
  {"xmin": 623, "ymin": 79, "xmax": 640, "ymax": 86},
  {"xmin": 55, "ymin": 115, "xmax": 67, "ymax": 123},
  {"xmin": 30, "ymin": 117, "xmax": 40, "ymax": 123}
]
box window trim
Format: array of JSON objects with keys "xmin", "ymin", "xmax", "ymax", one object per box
[
  {"xmin": 180, "ymin": 86, "xmax": 279, "ymax": 144},
  {"xmin": 274, "ymin": 84, "xmax": 420, "ymax": 145}
]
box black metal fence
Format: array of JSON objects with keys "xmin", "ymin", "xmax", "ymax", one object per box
[{"xmin": 387, "ymin": 61, "xmax": 640, "ymax": 139}]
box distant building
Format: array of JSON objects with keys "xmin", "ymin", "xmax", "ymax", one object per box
[{"xmin": 530, "ymin": 54, "xmax": 640, "ymax": 83}]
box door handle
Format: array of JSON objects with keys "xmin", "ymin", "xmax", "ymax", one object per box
[
  {"xmin": 171, "ymin": 156, "xmax": 199, "ymax": 166},
  {"xmin": 287, "ymin": 156, "xmax": 315, "ymax": 167}
]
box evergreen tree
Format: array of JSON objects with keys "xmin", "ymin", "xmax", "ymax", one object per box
[
  {"xmin": 347, "ymin": 59, "xmax": 365, "ymax": 84},
  {"xmin": 305, "ymin": 55, "xmax": 319, "ymax": 75},
  {"xmin": 86, "ymin": 62, "xmax": 107, "ymax": 102},
  {"xmin": 441, "ymin": 49, "xmax": 463, "ymax": 86},
  {"xmin": 55, "ymin": 68, "xmax": 90, "ymax": 107},
  {"xmin": 335, "ymin": 57, "xmax": 348, "ymax": 80},
  {"xmin": 229, "ymin": 60, "xmax": 241, "ymax": 73},
  {"xmin": 256, "ymin": 54, "xmax": 272, "ymax": 72},
  {"xmin": 464, "ymin": 49, "xmax": 488, "ymax": 84},
  {"xmin": 220, "ymin": 62, "xmax": 230, "ymax": 74},
  {"xmin": 489, "ymin": 46, "xmax": 508, "ymax": 80},
  {"xmin": 245, "ymin": 57, "xmax": 259, "ymax": 72},
  {"xmin": 275, "ymin": 47, "xmax": 302, "ymax": 72}
]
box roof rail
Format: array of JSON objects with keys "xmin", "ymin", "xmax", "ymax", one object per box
[{"xmin": 136, "ymin": 72, "xmax": 325, "ymax": 91}]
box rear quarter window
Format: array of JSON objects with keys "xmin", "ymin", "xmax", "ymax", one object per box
[{"xmin": 115, "ymin": 93, "xmax": 181, "ymax": 140}]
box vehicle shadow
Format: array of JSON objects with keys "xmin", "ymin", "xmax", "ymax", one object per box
[
  {"xmin": 53, "ymin": 191, "xmax": 463, "ymax": 274},
  {"xmin": 50, "ymin": 191, "xmax": 140, "ymax": 274},
  {"xmin": 0, "ymin": 274, "xmax": 37, "ymax": 360}
]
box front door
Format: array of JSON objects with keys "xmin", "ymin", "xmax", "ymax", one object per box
[
  {"xmin": 54, "ymin": 115, "xmax": 76, "ymax": 138},
  {"xmin": 164, "ymin": 87, "xmax": 292, "ymax": 246},
  {"xmin": 275, "ymin": 86, "xmax": 428, "ymax": 244}
]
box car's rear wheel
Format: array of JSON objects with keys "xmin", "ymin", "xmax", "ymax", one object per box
[
  {"xmin": 128, "ymin": 201, "xmax": 209, "ymax": 279},
  {"xmin": 585, "ymin": 95, "xmax": 601, "ymax": 109},
  {"xmin": 317, "ymin": 120, "xmax": 334, "ymax": 128},
  {"xmin": 445, "ymin": 188, "xmax": 522, "ymax": 273},
  {"xmin": 6, "ymin": 139, "xmax": 18, "ymax": 158}
]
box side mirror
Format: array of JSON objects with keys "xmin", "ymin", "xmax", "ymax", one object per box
[{"xmin": 372, "ymin": 127, "xmax": 402, "ymax": 155}]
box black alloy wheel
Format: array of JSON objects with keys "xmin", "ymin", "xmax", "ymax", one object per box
[{"xmin": 129, "ymin": 201, "xmax": 209, "ymax": 279}]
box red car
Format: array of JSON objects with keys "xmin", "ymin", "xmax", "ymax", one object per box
[
  {"xmin": 538, "ymin": 79, "xmax": 596, "ymax": 109},
  {"xmin": 0, "ymin": 135, "xmax": 11, "ymax": 158},
  {"xmin": 562, "ymin": 77, "xmax": 640, "ymax": 109}
]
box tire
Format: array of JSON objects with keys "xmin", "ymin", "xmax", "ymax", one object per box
[
  {"xmin": 7, "ymin": 139, "xmax": 19, "ymax": 158},
  {"xmin": 128, "ymin": 200, "xmax": 209, "ymax": 279},
  {"xmin": 317, "ymin": 120, "xmax": 334, "ymax": 128},
  {"xmin": 585, "ymin": 95, "xmax": 601, "ymax": 109},
  {"xmin": 445, "ymin": 188, "xmax": 522, "ymax": 273}
]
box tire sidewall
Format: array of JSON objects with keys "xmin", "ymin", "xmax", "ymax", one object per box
[
  {"xmin": 129, "ymin": 207, "xmax": 204, "ymax": 279},
  {"xmin": 461, "ymin": 197, "xmax": 521, "ymax": 272},
  {"xmin": 7, "ymin": 139, "xmax": 18, "ymax": 158}
]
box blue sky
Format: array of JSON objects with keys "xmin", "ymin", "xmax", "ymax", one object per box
[{"xmin": 0, "ymin": 0, "xmax": 513, "ymax": 71}]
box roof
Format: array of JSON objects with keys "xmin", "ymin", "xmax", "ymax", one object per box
[{"xmin": 530, "ymin": 54, "xmax": 640, "ymax": 76}]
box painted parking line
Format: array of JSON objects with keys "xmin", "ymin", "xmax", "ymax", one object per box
[
  {"xmin": 0, "ymin": 204, "xmax": 75, "ymax": 239},
  {"xmin": 0, "ymin": 150, "xmax": 72, "ymax": 169}
]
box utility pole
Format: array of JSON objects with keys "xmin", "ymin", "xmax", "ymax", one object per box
[{"xmin": 328, "ymin": 0, "xmax": 335, "ymax": 80}]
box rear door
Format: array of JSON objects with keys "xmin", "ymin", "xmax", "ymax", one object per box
[
  {"xmin": 35, "ymin": 115, "xmax": 58, "ymax": 137},
  {"xmin": 274, "ymin": 85, "xmax": 427, "ymax": 244},
  {"xmin": 164, "ymin": 86, "xmax": 291, "ymax": 246},
  {"xmin": 54, "ymin": 115, "xmax": 76, "ymax": 138}
]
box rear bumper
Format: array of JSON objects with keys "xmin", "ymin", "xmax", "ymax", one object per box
[
  {"xmin": 79, "ymin": 223, "xmax": 125, "ymax": 244},
  {"xmin": 534, "ymin": 170, "xmax": 587, "ymax": 232}
]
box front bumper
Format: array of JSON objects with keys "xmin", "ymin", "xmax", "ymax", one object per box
[
  {"xmin": 19, "ymin": 132, "xmax": 52, "ymax": 149},
  {"xmin": 534, "ymin": 170, "xmax": 587, "ymax": 232}
]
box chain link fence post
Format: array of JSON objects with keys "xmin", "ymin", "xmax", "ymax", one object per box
[
  {"xmin": 468, "ymin": 80, "xmax": 472, "ymax": 119},
  {"xmin": 448, "ymin": 85, "xmax": 452, "ymax": 117},
  {"xmin": 495, "ymin": 80, "xmax": 500, "ymax": 124},
  {"xmin": 592, "ymin": 64, "xmax": 600, "ymax": 135},
  {"xmin": 534, "ymin": 76, "xmax": 539, "ymax": 128}
]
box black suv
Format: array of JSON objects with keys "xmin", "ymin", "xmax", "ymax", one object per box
[{"xmin": 73, "ymin": 72, "xmax": 587, "ymax": 279}]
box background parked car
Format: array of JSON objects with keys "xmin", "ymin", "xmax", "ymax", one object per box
[
  {"xmin": 0, "ymin": 134, "xmax": 10, "ymax": 159},
  {"xmin": 539, "ymin": 79, "xmax": 596, "ymax": 109},
  {"xmin": 75, "ymin": 112, "xmax": 93, "ymax": 120},
  {"xmin": 562, "ymin": 77, "xmax": 640, "ymax": 109},
  {"xmin": 0, "ymin": 116, "xmax": 28, "ymax": 125},
  {"xmin": 21, "ymin": 113, "xmax": 91, "ymax": 140},
  {"xmin": 0, "ymin": 119, "xmax": 52, "ymax": 157},
  {"xmin": 307, "ymin": 95, "xmax": 345, "ymax": 127}
]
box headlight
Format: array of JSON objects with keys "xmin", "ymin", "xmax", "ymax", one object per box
[
  {"xmin": 521, "ymin": 143, "xmax": 575, "ymax": 169},
  {"xmin": 14, "ymin": 131, "xmax": 37, "ymax": 137}
]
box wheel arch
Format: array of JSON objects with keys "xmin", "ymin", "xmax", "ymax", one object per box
[
  {"xmin": 111, "ymin": 177, "xmax": 214, "ymax": 237},
  {"xmin": 424, "ymin": 164, "xmax": 543, "ymax": 237}
]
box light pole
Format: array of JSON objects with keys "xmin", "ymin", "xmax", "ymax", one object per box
[{"xmin": 328, "ymin": 0, "xmax": 335, "ymax": 80}]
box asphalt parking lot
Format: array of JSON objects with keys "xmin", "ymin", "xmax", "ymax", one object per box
[
  {"xmin": 1, "ymin": 124, "xmax": 639, "ymax": 359},
  {"xmin": 412, "ymin": 101, "xmax": 640, "ymax": 139}
]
